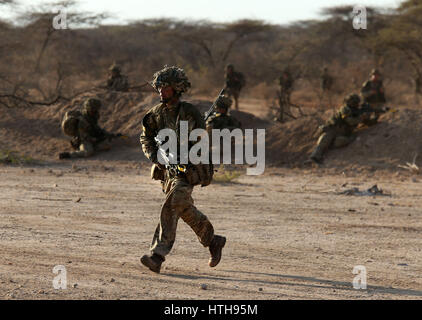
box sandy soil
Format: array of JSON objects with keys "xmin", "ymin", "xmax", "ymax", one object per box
[{"xmin": 1, "ymin": 162, "xmax": 421, "ymax": 300}]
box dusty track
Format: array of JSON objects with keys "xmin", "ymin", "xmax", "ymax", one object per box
[{"xmin": 1, "ymin": 162, "xmax": 421, "ymax": 300}]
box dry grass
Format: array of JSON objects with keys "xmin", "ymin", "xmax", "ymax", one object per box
[
  {"xmin": 212, "ymin": 165, "xmax": 243, "ymax": 183},
  {"xmin": 0, "ymin": 150, "xmax": 35, "ymax": 165},
  {"xmin": 398, "ymin": 154, "xmax": 420, "ymax": 174}
]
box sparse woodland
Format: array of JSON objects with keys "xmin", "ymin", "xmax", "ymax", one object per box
[{"xmin": 1, "ymin": 0, "xmax": 422, "ymax": 109}]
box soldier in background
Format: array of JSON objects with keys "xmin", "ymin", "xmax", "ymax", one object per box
[
  {"xmin": 321, "ymin": 67, "xmax": 333, "ymax": 92},
  {"xmin": 206, "ymin": 95, "xmax": 242, "ymax": 132},
  {"xmin": 309, "ymin": 94, "xmax": 378, "ymax": 164},
  {"xmin": 276, "ymin": 68, "xmax": 294, "ymax": 122},
  {"xmin": 320, "ymin": 66, "xmax": 334, "ymax": 108},
  {"xmin": 223, "ymin": 64, "xmax": 245, "ymax": 111},
  {"xmin": 361, "ymin": 68, "xmax": 386, "ymax": 112},
  {"xmin": 59, "ymin": 98, "xmax": 119, "ymax": 159},
  {"xmin": 106, "ymin": 64, "xmax": 129, "ymax": 92}
]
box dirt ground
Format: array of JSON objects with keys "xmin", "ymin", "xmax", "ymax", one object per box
[
  {"xmin": 1, "ymin": 93, "xmax": 421, "ymax": 300},
  {"xmin": 0, "ymin": 161, "xmax": 421, "ymax": 300}
]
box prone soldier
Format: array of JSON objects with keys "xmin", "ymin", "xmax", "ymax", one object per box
[{"xmin": 309, "ymin": 94, "xmax": 380, "ymax": 164}]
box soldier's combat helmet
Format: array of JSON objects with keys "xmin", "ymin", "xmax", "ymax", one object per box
[
  {"xmin": 216, "ymin": 95, "xmax": 232, "ymax": 110},
  {"xmin": 151, "ymin": 65, "xmax": 191, "ymax": 95},
  {"xmin": 370, "ymin": 68, "xmax": 381, "ymax": 76},
  {"xmin": 344, "ymin": 93, "xmax": 361, "ymax": 108},
  {"xmin": 109, "ymin": 64, "xmax": 121, "ymax": 73},
  {"xmin": 82, "ymin": 98, "xmax": 102, "ymax": 117}
]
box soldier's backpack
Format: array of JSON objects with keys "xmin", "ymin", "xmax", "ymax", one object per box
[{"xmin": 61, "ymin": 110, "xmax": 82, "ymax": 137}]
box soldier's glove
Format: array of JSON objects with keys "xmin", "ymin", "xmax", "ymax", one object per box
[
  {"xmin": 70, "ymin": 138, "xmax": 80, "ymax": 150},
  {"xmin": 59, "ymin": 152, "xmax": 71, "ymax": 159},
  {"xmin": 151, "ymin": 154, "xmax": 166, "ymax": 171}
]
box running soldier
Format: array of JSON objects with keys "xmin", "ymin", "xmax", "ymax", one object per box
[{"xmin": 139, "ymin": 66, "xmax": 226, "ymax": 273}]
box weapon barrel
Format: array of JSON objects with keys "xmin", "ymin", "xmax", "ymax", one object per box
[{"xmin": 204, "ymin": 88, "xmax": 226, "ymax": 121}]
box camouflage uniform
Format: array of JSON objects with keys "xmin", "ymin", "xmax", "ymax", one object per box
[
  {"xmin": 277, "ymin": 69, "xmax": 294, "ymax": 122},
  {"xmin": 224, "ymin": 64, "xmax": 245, "ymax": 111},
  {"xmin": 310, "ymin": 94, "xmax": 376, "ymax": 163},
  {"xmin": 60, "ymin": 98, "xmax": 112, "ymax": 159},
  {"xmin": 106, "ymin": 64, "xmax": 129, "ymax": 92},
  {"xmin": 140, "ymin": 66, "xmax": 225, "ymax": 272},
  {"xmin": 360, "ymin": 69, "xmax": 386, "ymax": 109},
  {"xmin": 279, "ymin": 70, "xmax": 294, "ymax": 97},
  {"xmin": 321, "ymin": 67, "xmax": 333, "ymax": 91},
  {"xmin": 206, "ymin": 95, "xmax": 242, "ymax": 132},
  {"xmin": 206, "ymin": 113, "xmax": 242, "ymax": 131}
]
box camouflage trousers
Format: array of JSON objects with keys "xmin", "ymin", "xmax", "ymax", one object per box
[
  {"xmin": 225, "ymin": 88, "xmax": 240, "ymax": 110},
  {"xmin": 150, "ymin": 176, "xmax": 215, "ymax": 258},
  {"xmin": 311, "ymin": 128, "xmax": 355, "ymax": 161},
  {"xmin": 69, "ymin": 140, "xmax": 111, "ymax": 158}
]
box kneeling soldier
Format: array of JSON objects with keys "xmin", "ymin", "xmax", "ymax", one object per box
[
  {"xmin": 206, "ymin": 95, "xmax": 242, "ymax": 132},
  {"xmin": 59, "ymin": 98, "xmax": 116, "ymax": 159}
]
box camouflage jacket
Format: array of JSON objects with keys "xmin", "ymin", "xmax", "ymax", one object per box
[
  {"xmin": 361, "ymin": 80, "xmax": 386, "ymax": 104},
  {"xmin": 279, "ymin": 74, "xmax": 293, "ymax": 92},
  {"xmin": 107, "ymin": 75, "xmax": 129, "ymax": 92},
  {"xmin": 140, "ymin": 101, "xmax": 205, "ymax": 164},
  {"xmin": 71, "ymin": 114, "xmax": 110, "ymax": 149},
  {"xmin": 225, "ymin": 71, "xmax": 245, "ymax": 92},
  {"xmin": 322, "ymin": 104, "xmax": 363, "ymax": 135},
  {"xmin": 321, "ymin": 72, "xmax": 333, "ymax": 91},
  {"xmin": 206, "ymin": 113, "xmax": 242, "ymax": 131}
]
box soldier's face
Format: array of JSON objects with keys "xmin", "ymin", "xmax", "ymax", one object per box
[
  {"xmin": 159, "ymin": 86, "xmax": 175, "ymax": 103},
  {"xmin": 371, "ymin": 74, "xmax": 379, "ymax": 81}
]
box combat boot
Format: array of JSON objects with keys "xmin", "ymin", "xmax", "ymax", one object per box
[
  {"xmin": 309, "ymin": 148, "xmax": 323, "ymax": 164},
  {"xmin": 208, "ymin": 235, "xmax": 226, "ymax": 267},
  {"xmin": 140, "ymin": 253, "xmax": 165, "ymax": 273}
]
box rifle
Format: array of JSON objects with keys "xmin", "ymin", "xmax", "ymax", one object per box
[
  {"xmin": 349, "ymin": 103, "xmax": 395, "ymax": 118},
  {"xmin": 127, "ymin": 82, "xmax": 151, "ymax": 92},
  {"xmin": 359, "ymin": 103, "xmax": 389, "ymax": 115},
  {"xmin": 204, "ymin": 88, "xmax": 226, "ymax": 121},
  {"xmin": 70, "ymin": 133, "xmax": 128, "ymax": 149},
  {"xmin": 154, "ymin": 88, "xmax": 224, "ymax": 175},
  {"xmin": 154, "ymin": 136, "xmax": 187, "ymax": 176}
]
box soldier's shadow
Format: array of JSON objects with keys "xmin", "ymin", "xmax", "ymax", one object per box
[{"xmin": 164, "ymin": 269, "xmax": 422, "ymax": 297}]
